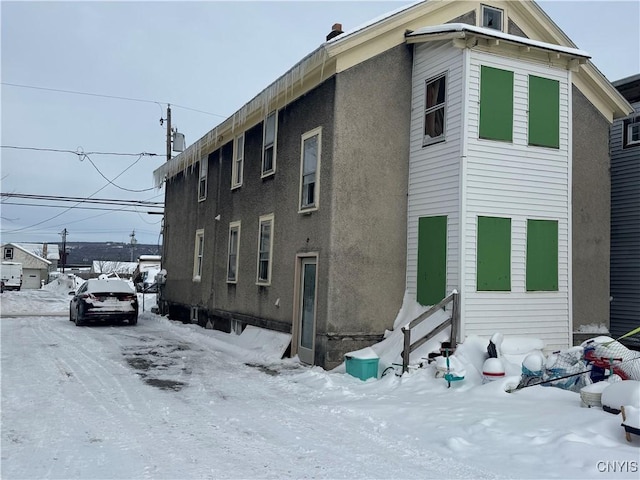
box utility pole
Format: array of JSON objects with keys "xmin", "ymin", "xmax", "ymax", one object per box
[
  {"xmin": 166, "ymin": 104, "xmax": 172, "ymax": 162},
  {"xmin": 129, "ymin": 230, "xmax": 137, "ymax": 262},
  {"xmin": 59, "ymin": 228, "xmax": 68, "ymax": 273}
]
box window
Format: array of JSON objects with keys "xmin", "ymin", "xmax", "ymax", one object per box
[
  {"xmin": 526, "ymin": 219, "xmax": 558, "ymax": 291},
  {"xmin": 299, "ymin": 128, "xmax": 321, "ymax": 211},
  {"xmin": 193, "ymin": 229, "xmax": 204, "ymax": 281},
  {"xmin": 198, "ymin": 158, "xmax": 208, "ymax": 201},
  {"xmin": 424, "ymin": 73, "xmax": 447, "ymax": 146},
  {"xmin": 232, "ymin": 134, "xmax": 244, "ymax": 189},
  {"xmin": 262, "ymin": 111, "xmax": 277, "ymax": 176},
  {"xmin": 481, "ymin": 5, "xmax": 503, "ymax": 31},
  {"xmin": 624, "ymin": 119, "xmax": 640, "ymax": 148},
  {"xmin": 227, "ymin": 221, "xmax": 241, "ymax": 283},
  {"xmin": 417, "ymin": 216, "xmax": 447, "ymax": 306},
  {"xmin": 4, "ymin": 247, "xmax": 13, "ymax": 260},
  {"xmin": 479, "ymin": 65, "xmax": 513, "ymax": 142},
  {"xmin": 477, "ymin": 216, "xmax": 511, "ymax": 291},
  {"xmin": 528, "ymin": 75, "xmax": 560, "ymax": 148},
  {"xmin": 256, "ymin": 214, "xmax": 274, "ymax": 285}
]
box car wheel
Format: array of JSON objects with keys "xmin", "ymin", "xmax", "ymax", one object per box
[
  {"xmin": 74, "ymin": 307, "xmax": 84, "ymax": 326},
  {"xmin": 129, "ymin": 315, "xmax": 138, "ymax": 326},
  {"xmin": 69, "ymin": 305, "xmax": 74, "ymax": 322}
]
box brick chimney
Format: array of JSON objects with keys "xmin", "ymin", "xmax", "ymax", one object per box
[
  {"xmin": 326, "ymin": 23, "xmax": 343, "ymax": 41},
  {"xmin": 42, "ymin": 243, "xmax": 48, "ymax": 259}
]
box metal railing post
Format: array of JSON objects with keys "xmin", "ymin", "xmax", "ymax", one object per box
[{"xmin": 401, "ymin": 327, "xmax": 411, "ymax": 374}]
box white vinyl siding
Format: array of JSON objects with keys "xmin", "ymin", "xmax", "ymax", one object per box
[
  {"xmin": 462, "ymin": 51, "xmax": 571, "ymax": 351},
  {"xmin": 407, "ymin": 41, "xmax": 464, "ymax": 301}
]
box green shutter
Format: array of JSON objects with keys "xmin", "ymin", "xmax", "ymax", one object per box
[
  {"xmin": 477, "ymin": 216, "xmax": 511, "ymax": 291},
  {"xmin": 479, "ymin": 66, "xmax": 513, "ymax": 142},
  {"xmin": 526, "ymin": 219, "xmax": 558, "ymax": 291},
  {"xmin": 529, "ymin": 76, "xmax": 560, "ymax": 148},
  {"xmin": 417, "ymin": 216, "xmax": 447, "ymax": 306}
]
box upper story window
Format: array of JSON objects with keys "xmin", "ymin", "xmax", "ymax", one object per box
[
  {"xmin": 227, "ymin": 221, "xmax": 241, "ymax": 283},
  {"xmin": 624, "ymin": 119, "xmax": 640, "ymax": 148},
  {"xmin": 528, "ymin": 75, "xmax": 560, "ymax": 149},
  {"xmin": 193, "ymin": 229, "xmax": 204, "ymax": 281},
  {"xmin": 198, "ymin": 157, "xmax": 208, "ymax": 201},
  {"xmin": 262, "ymin": 111, "xmax": 277, "ymax": 177},
  {"xmin": 481, "ymin": 5, "xmax": 503, "ymax": 31},
  {"xmin": 424, "ymin": 73, "xmax": 447, "ymax": 146},
  {"xmin": 4, "ymin": 247, "xmax": 14, "ymax": 260},
  {"xmin": 479, "ymin": 65, "xmax": 513, "ymax": 142},
  {"xmin": 256, "ymin": 214, "xmax": 274, "ymax": 285},
  {"xmin": 299, "ymin": 127, "xmax": 322, "ymax": 212},
  {"xmin": 232, "ymin": 134, "xmax": 244, "ymax": 189}
]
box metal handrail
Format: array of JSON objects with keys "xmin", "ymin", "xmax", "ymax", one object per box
[{"xmin": 401, "ymin": 291, "xmax": 459, "ymax": 373}]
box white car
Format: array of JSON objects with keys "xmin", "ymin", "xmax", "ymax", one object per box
[{"xmin": 69, "ymin": 278, "xmax": 138, "ymax": 326}]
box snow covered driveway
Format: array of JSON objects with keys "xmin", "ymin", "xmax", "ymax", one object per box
[
  {"xmin": 2, "ymin": 290, "xmax": 638, "ymax": 479},
  {"xmin": 1, "ymin": 310, "xmax": 490, "ymax": 479}
]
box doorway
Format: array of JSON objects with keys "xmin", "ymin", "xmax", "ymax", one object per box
[{"xmin": 296, "ymin": 256, "xmax": 317, "ymax": 365}]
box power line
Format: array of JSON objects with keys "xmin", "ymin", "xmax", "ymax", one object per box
[
  {"xmin": 2, "ymin": 202, "xmax": 163, "ymax": 214},
  {"xmin": 82, "ymin": 154, "xmax": 156, "ymax": 192},
  {"xmin": 1, "ymin": 193, "xmax": 163, "ymax": 207},
  {"xmin": 2, "ymin": 82, "xmax": 228, "ymax": 118},
  {"xmin": 1, "ymin": 145, "xmax": 159, "ymax": 157}
]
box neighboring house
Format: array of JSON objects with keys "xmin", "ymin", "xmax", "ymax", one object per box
[
  {"xmin": 91, "ymin": 260, "xmax": 138, "ymax": 277},
  {"xmin": 153, "ymin": 0, "xmax": 632, "ymax": 369},
  {"xmin": 20, "ymin": 243, "xmax": 60, "ymax": 273},
  {"xmin": 610, "ymin": 74, "xmax": 640, "ymax": 349},
  {"xmin": 1, "ymin": 243, "xmax": 51, "ymax": 289}
]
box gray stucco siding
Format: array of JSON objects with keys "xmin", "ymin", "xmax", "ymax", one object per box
[
  {"xmin": 571, "ymin": 85, "xmax": 611, "ymax": 336},
  {"xmin": 208, "ymin": 80, "xmax": 337, "ymax": 336},
  {"xmin": 328, "ymin": 44, "xmax": 413, "ymax": 342}
]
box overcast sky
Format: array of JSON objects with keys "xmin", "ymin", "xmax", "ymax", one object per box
[{"xmin": 1, "ymin": 0, "xmax": 638, "ymax": 246}]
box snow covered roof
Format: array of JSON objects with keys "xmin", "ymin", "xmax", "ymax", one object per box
[
  {"xmin": 92, "ymin": 260, "xmax": 138, "ymax": 274},
  {"xmin": 406, "ymin": 23, "xmax": 590, "ymax": 58},
  {"xmin": 1, "ymin": 243, "xmax": 51, "ymax": 265},
  {"xmin": 19, "ymin": 243, "xmax": 60, "ymax": 261},
  {"xmin": 152, "ymin": 0, "xmax": 629, "ymax": 187}
]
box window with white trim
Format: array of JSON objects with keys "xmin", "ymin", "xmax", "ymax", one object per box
[
  {"xmin": 198, "ymin": 158, "xmax": 208, "ymax": 201},
  {"xmin": 256, "ymin": 214, "xmax": 274, "ymax": 285},
  {"xmin": 227, "ymin": 221, "xmax": 241, "ymax": 283},
  {"xmin": 624, "ymin": 119, "xmax": 640, "ymax": 148},
  {"xmin": 4, "ymin": 247, "xmax": 14, "ymax": 260},
  {"xmin": 481, "ymin": 5, "xmax": 503, "ymax": 31},
  {"xmin": 262, "ymin": 111, "xmax": 277, "ymax": 176},
  {"xmin": 232, "ymin": 134, "xmax": 244, "ymax": 189},
  {"xmin": 299, "ymin": 127, "xmax": 321, "ymax": 211},
  {"xmin": 193, "ymin": 229, "xmax": 204, "ymax": 281},
  {"xmin": 424, "ymin": 73, "xmax": 446, "ymax": 145}
]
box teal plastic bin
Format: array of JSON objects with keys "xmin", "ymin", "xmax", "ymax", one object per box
[{"xmin": 345, "ymin": 356, "xmax": 379, "ymax": 381}]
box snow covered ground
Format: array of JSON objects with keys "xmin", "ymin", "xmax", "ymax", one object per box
[{"xmin": 1, "ymin": 286, "xmax": 638, "ymax": 479}]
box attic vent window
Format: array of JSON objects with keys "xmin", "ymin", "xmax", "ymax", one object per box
[
  {"xmin": 4, "ymin": 247, "xmax": 13, "ymax": 260},
  {"xmin": 481, "ymin": 5, "xmax": 503, "ymax": 31}
]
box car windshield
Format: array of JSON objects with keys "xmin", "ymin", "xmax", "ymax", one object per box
[{"xmin": 85, "ymin": 279, "xmax": 134, "ymax": 294}]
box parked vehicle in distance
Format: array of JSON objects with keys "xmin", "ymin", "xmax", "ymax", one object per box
[
  {"xmin": 69, "ymin": 278, "xmax": 138, "ymax": 326},
  {"xmin": 137, "ymin": 268, "xmax": 159, "ymax": 293},
  {"xmin": 0, "ymin": 262, "xmax": 23, "ymax": 291}
]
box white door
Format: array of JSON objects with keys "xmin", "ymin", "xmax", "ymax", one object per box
[{"xmin": 297, "ymin": 257, "xmax": 317, "ymax": 365}]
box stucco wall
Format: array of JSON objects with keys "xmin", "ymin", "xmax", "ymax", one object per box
[
  {"xmin": 324, "ymin": 44, "xmax": 413, "ymax": 367},
  {"xmin": 210, "ymin": 80, "xmax": 336, "ymax": 333},
  {"xmin": 571, "ymin": 85, "xmax": 611, "ymax": 337}
]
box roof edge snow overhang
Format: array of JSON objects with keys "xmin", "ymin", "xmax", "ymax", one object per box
[{"xmin": 154, "ymin": 0, "xmax": 633, "ymax": 186}]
